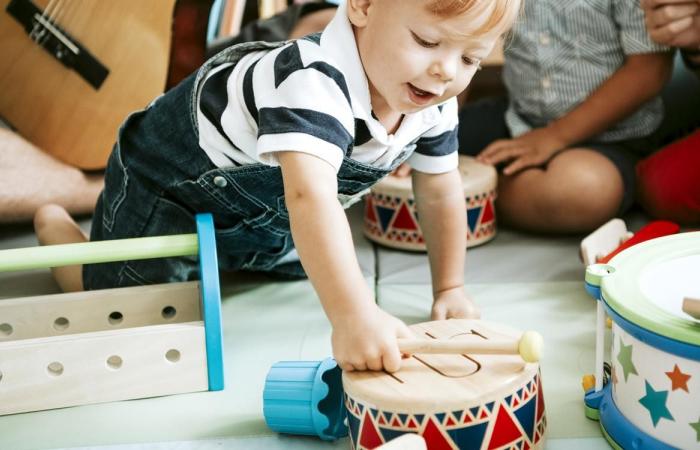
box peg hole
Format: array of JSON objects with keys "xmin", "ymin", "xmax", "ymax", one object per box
[
  {"xmin": 165, "ymin": 349, "xmax": 181, "ymax": 363},
  {"xmin": 47, "ymin": 362, "xmax": 64, "ymax": 376},
  {"xmin": 106, "ymin": 355, "xmax": 123, "ymax": 370},
  {"xmin": 161, "ymin": 306, "xmax": 177, "ymax": 320},
  {"xmin": 53, "ymin": 317, "xmax": 70, "ymax": 331},
  {"xmin": 0, "ymin": 323, "xmax": 12, "ymax": 336},
  {"xmin": 108, "ymin": 311, "xmax": 123, "ymax": 325}
]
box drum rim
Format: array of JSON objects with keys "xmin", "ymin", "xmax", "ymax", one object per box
[
  {"xmin": 601, "ymin": 232, "xmax": 700, "ymax": 346},
  {"xmin": 369, "ymin": 156, "xmax": 497, "ymax": 192}
]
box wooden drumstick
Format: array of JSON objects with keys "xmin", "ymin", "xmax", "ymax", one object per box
[
  {"xmin": 683, "ymin": 297, "xmax": 700, "ymax": 320},
  {"xmin": 397, "ymin": 331, "xmax": 543, "ymax": 363}
]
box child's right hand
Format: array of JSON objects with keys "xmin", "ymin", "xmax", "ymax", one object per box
[{"xmin": 331, "ymin": 305, "xmax": 414, "ymax": 373}]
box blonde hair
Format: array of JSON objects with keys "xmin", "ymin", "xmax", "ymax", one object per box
[{"xmin": 426, "ymin": 0, "xmax": 521, "ymax": 37}]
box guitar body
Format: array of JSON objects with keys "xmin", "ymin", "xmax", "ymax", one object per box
[{"xmin": 0, "ymin": 0, "xmax": 176, "ymax": 170}]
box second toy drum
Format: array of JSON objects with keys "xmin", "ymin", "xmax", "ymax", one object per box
[
  {"xmin": 363, "ymin": 156, "xmax": 497, "ymax": 251},
  {"xmin": 343, "ymin": 319, "xmax": 546, "ymax": 450},
  {"xmin": 584, "ymin": 232, "xmax": 700, "ymax": 449}
]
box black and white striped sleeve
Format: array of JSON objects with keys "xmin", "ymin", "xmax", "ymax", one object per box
[
  {"xmin": 252, "ymin": 40, "xmax": 356, "ymax": 172},
  {"xmin": 407, "ymin": 97, "xmax": 460, "ymax": 174}
]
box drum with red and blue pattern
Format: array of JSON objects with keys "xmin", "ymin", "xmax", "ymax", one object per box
[
  {"xmin": 343, "ymin": 320, "xmax": 546, "ymax": 450},
  {"xmin": 364, "ymin": 156, "xmax": 497, "ymax": 251}
]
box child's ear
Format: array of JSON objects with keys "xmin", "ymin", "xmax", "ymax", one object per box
[{"xmin": 347, "ymin": 0, "xmax": 372, "ymax": 28}]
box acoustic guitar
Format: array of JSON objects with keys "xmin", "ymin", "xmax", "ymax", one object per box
[{"xmin": 0, "ymin": 0, "xmax": 210, "ymax": 170}]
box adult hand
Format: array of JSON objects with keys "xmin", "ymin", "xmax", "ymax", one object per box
[
  {"xmin": 476, "ymin": 126, "xmax": 566, "ymax": 175},
  {"xmin": 641, "ymin": 0, "xmax": 700, "ymax": 48}
]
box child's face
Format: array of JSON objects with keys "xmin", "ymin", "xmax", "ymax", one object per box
[{"xmin": 351, "ymin": 0, "xmax": 499, "ymax": 115}]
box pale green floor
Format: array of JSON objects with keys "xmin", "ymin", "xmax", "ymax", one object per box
[{"xmin": 0, "ymin": 204, "xmax": 648, "ymax": 450}]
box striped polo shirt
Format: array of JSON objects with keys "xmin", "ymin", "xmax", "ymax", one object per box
[
  {"xmin": 196, "ymin": 1, "xmax": 459, "ymax": 174},
  {"xmin": 503, "ymin": 0, "xmax": 669, "ymax": 142}
]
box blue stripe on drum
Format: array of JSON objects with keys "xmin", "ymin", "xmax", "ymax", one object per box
[
  {"xmin": 596, "ymin": 383, "xmax": 676, "ymax": 450},
  {"xmin": 603, "ymin": 299, "xmax": 700, "ymax": 361}
]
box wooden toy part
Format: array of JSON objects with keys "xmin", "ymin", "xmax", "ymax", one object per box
[
  {"xmin": 0, "ymin": 234, "xmax": 198, "ymax": 272},
  {"xmin": 580, "ymin": 218, "xmax": 630, "ymax": 266},
  {"xmin": 376, "ymin": 433, "xmax": 427, "ymax": 450},
  {"xmin": 598, "ymin": 220, "xmax": 680, "ymax": 264},
  {"xmin": 682, "ymin": 297, "xmax": 700, "ymax": 320},
  {"xmin": 398, "ymin": 330, "xmax": 543, "ymax": 363}
]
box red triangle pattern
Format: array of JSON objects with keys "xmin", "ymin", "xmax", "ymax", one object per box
[
  {"xmin": 359, "ymin": 411, "xmax": 384, "ymax": 449},
  {"xmin": 512, "ymin": 396, "xmax": 519, "ymax": 407},
  {"xmin": 487, "ymin": 403, "xmax": 523, "ymax": 450},
  {"xmin": 536, "ymin": 375, "xmax": 545, "ymax": 422},
  {"xmin": 523, "ymin": 440, "xmax": 530, "ymax": 450},
  {"xmin": 445, "ymin": 416, "xmax": 456, "ymax": 427},
  {"xmin": 480, "ymin": 409, "xmax": 489, "ymax": 420},
  {"xmin": 407, "ymin": 418, "xmax": 418, "ymax": 429},
  {"xmin": 463, "ymin": 413, "xmax": 473, "ymax": 424},
  {"xmin": 422, "ymin": 417, "xmax": 453, "ymax": 450},
  {"xmin": 482, "ymin": 198, "xmax": 495, "ymax": 223},
  {"xmin": 392, "ymin": 203, "xmax": 418, "ymax": 230},
  {"xmin": 378, "ymin": 415, "xmax": 386, "ymax": 425},
  {"xmin": 391, "ymin": 417, "xmax": 402, "ymax": 427},
  {"xmin": 365, "ymin": 198, "xmax": 377, "ymax": 223}
]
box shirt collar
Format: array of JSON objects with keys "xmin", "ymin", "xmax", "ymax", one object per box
[{"xmin": 320, "ymin": 2, "xmax": 441, "ymax": 144}]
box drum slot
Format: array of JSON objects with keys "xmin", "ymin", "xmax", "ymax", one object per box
[
  {"xmin": 385, "ymin": 371, "xmax": 404, "ymax": 384},
  {"xmin": 424, "ymin": 329, "xmax": 488, "ymax": 340},
  {"xmin": 412, "ymin": 355, "xmax": 481, "ymax": 378}
]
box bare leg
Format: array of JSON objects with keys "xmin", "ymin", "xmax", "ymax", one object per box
[
  {"xmin": 496, "ymin": 149, "xmax": 624, "ymax": 234},
  {"xmin": 33, "ymin": 204, "xmax": 87, "ymax": 292},
  {"xmin": 0, "ymin": 129, "xmax": 103, "ymax": 223}
]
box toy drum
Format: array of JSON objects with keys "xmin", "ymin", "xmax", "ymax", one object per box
[
  {"xmin": 364, "ymin": 156, "xmax": 497, "ymax": 251},
  {"xmin": 343, "ymin": 319, "xmax": 546, "ymax": 450},
  {"xmin": 584, "ymin": 232, "xmax": 700, "ymax": 449}
]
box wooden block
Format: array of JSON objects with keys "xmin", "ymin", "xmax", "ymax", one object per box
[
  {"xmin": 0, "ymin": 282, "xmax": 201, "ymax": 341},
  {"xmin": 0, "ymin": 322, "xmax": 208, "ymax": 415},
  {"xmin": 580, "ymin": 218, "xmax": 630, "ymax": 266}
]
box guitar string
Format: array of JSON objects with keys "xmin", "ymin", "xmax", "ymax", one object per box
[
  {"xmin": 53, "ymin": 0, "xmax": 78, "ymax": 51},
  {"xmin": 39, "ymin": 0, "xmax": 65, "ymax": 48},
  {"xmin": 31, "ymin": 0, "xmax": 58, "ymax": 44}
]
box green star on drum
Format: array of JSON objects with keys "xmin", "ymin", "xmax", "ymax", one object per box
[
  {"xmin": 690, "ymin": 417, "xmax": 700, "ymax": 442},
  {"xmin": 639, "ymin": 381, "xmax": 674, "ymax": 427},
  {"xmin": 616, "ymin": 337, "xmax": 637, "ymax": 382}
]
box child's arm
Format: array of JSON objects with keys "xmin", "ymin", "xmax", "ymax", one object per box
[
  {"xmin": 412, "ymin": 168, "xmax": 480, "ymax": 320},
  {"xmin": 479, "ymin": 52, "xmax": 674, "ymax": 174},
  {"xmin": 277, "ymin": 151, "xmax": 413, "ymax": 372}
]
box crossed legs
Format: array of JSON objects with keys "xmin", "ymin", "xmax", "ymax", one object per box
[{"xmin": 494, "ymin": 148, "xmax": 625, "ymax": 234}]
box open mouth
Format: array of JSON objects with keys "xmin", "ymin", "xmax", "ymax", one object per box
[{"xmin": 407, "ymin": 83, "xmax": 437, "ymax": 105}]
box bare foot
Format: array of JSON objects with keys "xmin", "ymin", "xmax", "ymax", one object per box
[{"xmin": 34, "ymin": 204, "xmax": 87, "ymax": 292}]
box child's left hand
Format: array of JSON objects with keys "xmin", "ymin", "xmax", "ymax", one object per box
[
  {"xmin": 431, "ymin": 286, "xmax": 481, "ymax": 320},
  {"xmin": 477, "ymin": 126, "xmax": 566, "ymax": 175}
]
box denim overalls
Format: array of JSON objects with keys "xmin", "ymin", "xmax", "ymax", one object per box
[{"xmin": 84, "ymin": 41, "xmax": 413, "ymax": 289}]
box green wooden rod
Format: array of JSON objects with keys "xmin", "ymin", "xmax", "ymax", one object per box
[{"xmin": 0, "ymin": 234, "xmax": 199, "ymax": 272}]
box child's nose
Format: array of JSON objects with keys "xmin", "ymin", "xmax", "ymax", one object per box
[{"xmin": 429, "ymin": 58, "xmax": 456, "ymax": 82}]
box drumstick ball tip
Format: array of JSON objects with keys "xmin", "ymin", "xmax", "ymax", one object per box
[{"xmin": 519, "ymin": 331, "xmax": 544, "ymax": 363}]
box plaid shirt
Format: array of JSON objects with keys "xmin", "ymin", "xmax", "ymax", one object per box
[{"xmin": 503, "ymin": 0, "xmax": 669, "ymax": 142}]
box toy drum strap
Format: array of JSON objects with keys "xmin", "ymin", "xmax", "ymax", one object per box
[
  {"xmin": 584, "ymin": 232, "xmax": 700, "ymax": 450},
  {"xmin": 343, "ymin": 319, "xmax": 546, "ymax": 450},
  {"xmin": 364, "ymin": 156, "xmax": 497, "ymax": 251}
]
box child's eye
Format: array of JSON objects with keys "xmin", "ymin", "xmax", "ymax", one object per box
[
  {"xmin": 411, "ymin": 32, "xmax": 438, "ymax": 48},
  {"xmin": 462, "ymin": 56, "xmax": 481, "ymax": 69}
]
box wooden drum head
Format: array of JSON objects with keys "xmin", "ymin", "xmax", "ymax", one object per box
[
  {"xmin": 364, "ymin": 156, "xmax": 497, "ymax": 251},
  {"xmin": 343, "ymin": 319, "xmax": 546, "ymax": 449}
]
